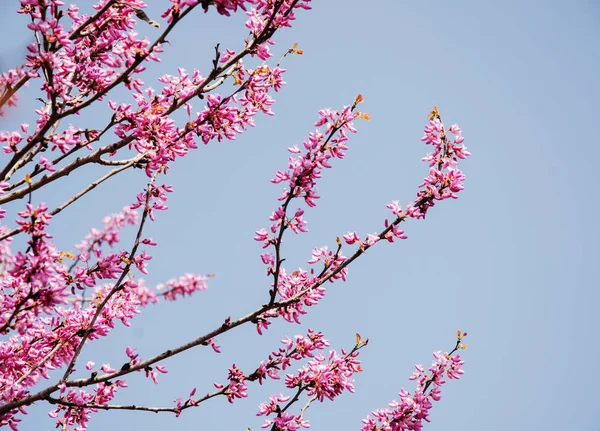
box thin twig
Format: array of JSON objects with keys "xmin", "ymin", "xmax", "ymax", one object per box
[
  {"xmin": 45, "ymin": 383, "xmax": 225, "ymax": 414},
  {"xmin": 52, "ymin": 156, "xmax": 144, "ymax": 218}
]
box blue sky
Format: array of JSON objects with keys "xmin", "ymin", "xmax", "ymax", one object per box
[{"xmin": 1, "ymin": 1, "xmax": 599, "ymax": 430}]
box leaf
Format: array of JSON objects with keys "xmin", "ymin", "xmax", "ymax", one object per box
[{"xmin": 429, "ymin": 105, "xmax": 440, "ymax": 121}]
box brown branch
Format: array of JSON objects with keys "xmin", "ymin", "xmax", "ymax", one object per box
[
  {"xmin": 0, "ymin": 136, "xmax": 135, "ymax": 205},
  {"xmin": 46, "ymin": 396, "xmax": 181, "ymax": 413},
  {"xmin": 0, "ymin": 74, "xmax": 30, "ymax": 112},
  {"xmin": 96, "ymin": 157, "xmax": 139, "ymax": 166},
  {"xmin": 45, "ymin": 383, "xmax": 225, "ymax": 414}
]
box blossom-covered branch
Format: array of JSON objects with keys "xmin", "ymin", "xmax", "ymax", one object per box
[
  {"xmin": 0, "ymin": 1, "xmax": 470, "ymax": 430},
  {"xmin": 1, "ymin": 101, "xmax": 468, "ymax": 427},
  {"xmin": 361, "ymin": 331, "xmax": 467, "ymax": 431}
]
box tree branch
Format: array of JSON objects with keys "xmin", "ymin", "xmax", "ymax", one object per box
[{"xmin": 60, "ymin": 171, "xmax": 158, "ymax": 381}]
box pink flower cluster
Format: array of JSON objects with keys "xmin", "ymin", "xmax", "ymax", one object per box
[
  {"xmin": 269, "ymin": 105, "xmax": 358, "ymax": 208},
  {"xmin": 157, "ymin": 273, "xmax": 210, "ymax": 301},
  {"xmin": 162, "ymin": 330, "xmax": 365, "ymax": 431},
  {"xmin": 218, "ymin": 364, "xmax": 249, "ymax": 403},
  {"xmin": 1, "ymin": 203, "xmax": 64, "ymax": 335},
  {"xmin": 340, "ymin": 111, "xmax": 470, "ymax": 255},
  {"xmin": 209, "ymin": 330, "xmax": 329, "ymax": 401},
  {"xmin": 0, "ymin": 200, "xmax": 209, "ymax": 429},
  {"xmin": 253, "ymin": 329, "xmax": 331, "ymax": 384},
  {"xmin": 48, "ymin": 379, "xmax": 127, "ymax": 431},
  {"xmin": 0, "ymin": 0, "xmax": 308, "ymax": 201},
  {"xmin": 285, "ymin": 349, "xmax": 361, "ymax": 402},
  {"xmin": 408, "ymin": 112, "xmax": 470, "ymax": 219},
  {"xmin": 258, "ymin": 394, "xmax": 311, "ymax": 431},
  {"xmin": 106, "ymin": 32, "xmax": 291, "ymax": 180},
  {"xmin": 75, "ymin": 207, "xmax": 139, "ymax": 263},
  {"xmin": 18, "ymin": 0, "xmax": 161, "ymax": 128},
  {"xmin": 361, "ymin": 334, "xmax": 467, "ymax": 431},
  {"xmin": 0, "ymin": 68, "xmax": 28, "ymax": 117},
  {"xmin": 0, "ymin": 282, "xmax": 144, "ymax": 430},
  {"xmin": 257, "ymin": 343, "xmax": 363, "ymax": 431},
  {"xmin": 131, "ymin": 183, "xmax": 172, "ymax": 221}
]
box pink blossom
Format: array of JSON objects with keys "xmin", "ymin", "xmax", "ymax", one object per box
[{"xmin": 343, "ymin": 231, "xmax": 360, "ymax": 244}]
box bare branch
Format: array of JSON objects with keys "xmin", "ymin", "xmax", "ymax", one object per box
[{"xmin": 46, "ymin": 397, "xmax": 181, "ymax": 413}]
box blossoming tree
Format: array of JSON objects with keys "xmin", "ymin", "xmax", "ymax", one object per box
[{"xmin": 0, "ymin": 1, "xmax": 470, "ymax": 430}]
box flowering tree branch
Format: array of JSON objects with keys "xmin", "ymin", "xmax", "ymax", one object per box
[
  {"xmin": 0, "ymin": 1, "xmax": 470, "ymax": 430},
  {"xmin": 60, "ymin": 171, "xmax": 158, "ymax": 381}
]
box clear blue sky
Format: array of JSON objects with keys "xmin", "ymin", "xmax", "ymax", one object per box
[{"xmin": 1, "ymin": 1, "xmax": 599, "ymax": 430}]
